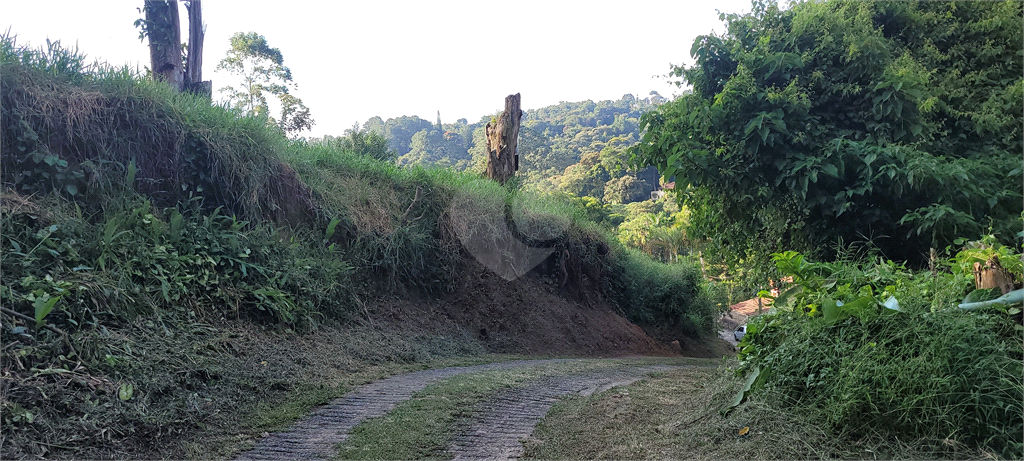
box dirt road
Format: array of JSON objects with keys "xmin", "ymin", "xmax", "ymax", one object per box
[{"xmin": 235, "ymin": 358, "xmax": 707, "ymax": 460}]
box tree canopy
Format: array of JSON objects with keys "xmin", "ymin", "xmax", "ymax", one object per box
[
  {"xmin": 217, "ymin": 32, "xmax": 313, "ymax": 135},
  {"xmin": 630, "ymin": 0, "xmax": 1023, "ymax": 265}
]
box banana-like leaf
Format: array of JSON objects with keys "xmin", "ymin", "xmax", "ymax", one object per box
[
  {"xmin": 34, "ymin": 295, "xmax": 61, "ymax": 330},
  {"xmin": 725, "ymin": 367, "xmax": 761, "ymax": 415},
  {"xmin": 962, "ymin": 287, "xmax": 1002, "ymax": 304},
  {"xmin": 822, "ymin": 299, "xmax": 846, "ymax": 324},
  {"xmin": 773, "ymin": 285, "xmax": 803, "ymax": 310}
]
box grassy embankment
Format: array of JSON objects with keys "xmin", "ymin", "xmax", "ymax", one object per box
[{"xmin": 0, "ymin": 35, "xmax": 724, "ymax": 459}]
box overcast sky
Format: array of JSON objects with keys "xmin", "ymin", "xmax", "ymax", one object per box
[{"xmin": 6, "ymin": 1, "xmax": 751, "ymax": 137}]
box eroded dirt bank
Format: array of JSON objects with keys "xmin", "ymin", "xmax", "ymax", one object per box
[{"xmin": 372, "ymin": 258, "xmax": 733, "ymax": 358}]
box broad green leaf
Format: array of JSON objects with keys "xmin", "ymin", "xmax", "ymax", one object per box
[
  {"xmin": 119, "ymin": 383, "xmax": 134, "ymax": 401},
  {"xmin": 34, "ymin": 295, "xmax": 61, "ymax": 329},
  {"xmin": 842, "ymin": 296, "xmax": 878, "ymax": 321},
  {"xmin": 325, "ymin": 217, "xmax": 342, "ymax": 241},
  {"xmin": 773, "ymin": 285, "xmax": 804, "ymax": 309},
  {"xmin": 125, "ymin": 159, "xmax": 137, "ymax": 188},
  {"xmin": 725, "ymin": 366, "xmax": 761, "ymax": 415},
  {"xmin": 962, "ymin": 288, "xmax": 1002, "ymax": 304},
  {"xmin": 822, "ymin": 299, "xmax": 846, "ymax": 324}
]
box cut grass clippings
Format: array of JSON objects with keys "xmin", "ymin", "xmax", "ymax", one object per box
[{"xmin": 523, "ymin": 366, "xmax": 995, "ymax": 460}]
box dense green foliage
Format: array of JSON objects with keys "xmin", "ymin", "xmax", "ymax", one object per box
[
  {"xmin": 735, "ymin": 248, "xmax": 1023, "ymax": 458},
  {"xmin": 631, "ymin": 0, "xmax": 1023, "ymax": 268},
  {"xmin": 0, "ymin": 36, "xmax": 344, "ymax": 330},
  {"xmin": 604, "ymin": 242, "xmax": 723, "ymax": 336}
]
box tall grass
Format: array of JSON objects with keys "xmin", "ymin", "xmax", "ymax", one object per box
[
  {"xmin": 738, "ymin": 252, "xmax": 1023, "ymax": 458},
  {"xmin": 1, "ymin": 33, "xmax": 295, "ymax": 223}
]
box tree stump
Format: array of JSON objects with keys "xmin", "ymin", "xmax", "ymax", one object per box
[
  {"xmin": 973, "ymin": 255, "xmax": 1016, "ymax": 294},
  {"xmin": 486, "ymin": 93, "xmax": 523, "ymax": 185}
]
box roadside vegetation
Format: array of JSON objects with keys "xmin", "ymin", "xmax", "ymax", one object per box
[
  {"xmin": 631, "ymin": 0, "xmax": 1023, "ymax": 294},
  {"xmin": 527, "ymin": 245, "xmax": 1022, "ymax": 459},
  {"xmin": 622, "ymin": 0, "xmax": 1023, "ymax": 459},
  {"xmin": 733, "ymin": 246, "xmax": 1022, "ymax": 458},
  {"xmin": 527, "ymin": 365, "xmax": 987, "ymax": 460}
]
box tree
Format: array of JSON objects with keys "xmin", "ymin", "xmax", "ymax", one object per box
[
  {"xmin": 362, "ymin": 116, "xmax": 385, "ymax": 135},
  {"xmin": 382, "ymin": 116, "xmax": 434, "ymax": 154},
  {"xmin": 603, "ymin": 175, "xmax": 650, "ymax": 205},
  {"xmin": 216, "ymin": 32, "xmax": 313, "ymax": 134},
  {"xmin": 396, "ymin": 128, "xmax": 472, "ymax": 169},
  {"xmin": 558, "ymin": 152, "xmax": 610, "ymax": 200},
  {"xmin": 317, "ymin": 124, "xmax": 395, "ymax": 161},
  {"xmin": 135, "ymin": 0, "xmax": 210, "ymax": 96},
  {"xmin": 630, "ymin": 0, "xmax": 1022, "ymax": 266}
]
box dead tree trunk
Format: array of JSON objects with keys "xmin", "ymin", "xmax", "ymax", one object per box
[
  {"xmin": 485, "ymin": 93, "xmax": 523, "ymax": 185},
  {"xmin": 144, "ymin": 0, "xmax": 184, "ymax": 92},
  {"xmin": 974, "ymin": 255, "xmax": 1016, "ymax": 294},
  {"xmin": 183, "ymin": 0, "xmax": 212, "ymax": 98}
]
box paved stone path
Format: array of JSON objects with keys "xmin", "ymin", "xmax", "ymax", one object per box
[
  {"xmin": 235, "ymin": 360, "xmax": 572, "ymax": 460},
  {"xmin": 236, "ymin": 359, "xmax": 685, "ymax": 461}
]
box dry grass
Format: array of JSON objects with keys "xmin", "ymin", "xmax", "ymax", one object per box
[
  {"xmin": 524, "ymin": 366, "xmax": 985, "ymax": 460},
  {"xmin": 1, "ymin": 317, "xmax": 493, "ymax": 460}
]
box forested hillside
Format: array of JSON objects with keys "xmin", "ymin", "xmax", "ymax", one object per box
[
  {"xmin": 329, "ymin": 93, "xmax": 667, "ymax": 204},
  {"xmin": 629, "ymin": 2, "xmax": 1023, "ymax": 458}
]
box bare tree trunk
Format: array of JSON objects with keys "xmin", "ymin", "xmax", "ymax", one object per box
[
  {"xmin": 486, "ymin": 93, "xmax": 523, "ymax": 185},
  {"xmin": 183, "ymin": 0, "xmax": 211, "ymax": 98},
  {"xmin": 144, "ymin": 0, "xmax": 184, "ymax": 92}
]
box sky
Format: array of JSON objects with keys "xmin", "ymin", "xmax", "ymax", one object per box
[{"xmin": 5, "ymin": 0, "xmax": 751, "ymax": 138}]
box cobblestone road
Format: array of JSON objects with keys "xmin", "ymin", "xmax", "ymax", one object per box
[{"xmin": 236, "ymin": 359, "xmax": 690, "ymax": 461}]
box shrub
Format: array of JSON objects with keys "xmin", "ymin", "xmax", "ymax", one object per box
[
  {"xmin": 736, "ymin": 251, "xmax": 1023, "ymax": 458},
  {"xmin": 604, "ymin": 241, "xmax": 726, "ymax": 336}
]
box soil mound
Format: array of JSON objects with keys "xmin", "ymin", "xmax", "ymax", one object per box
[{"xmin": 371, "ymin": 258, "xmax": 729, "ymax": 358}]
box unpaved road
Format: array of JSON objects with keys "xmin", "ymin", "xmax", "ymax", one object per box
[{"xmin": 236, "ymin": 359, "xmax": 703, "ymax": 460}]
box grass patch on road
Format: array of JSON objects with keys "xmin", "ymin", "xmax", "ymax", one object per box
[{"xmin": 335, "ymin": 358, "xmax": 711, "ymax": 460}]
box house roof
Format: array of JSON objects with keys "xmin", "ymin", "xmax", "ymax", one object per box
[{"xmin": 729, "ymin": 298, "xmax": 771, "ymax": 317}]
